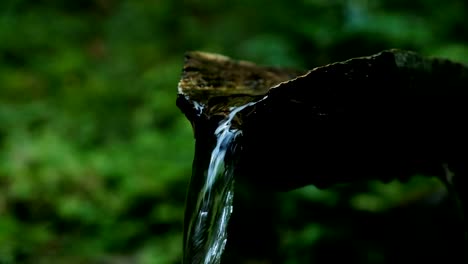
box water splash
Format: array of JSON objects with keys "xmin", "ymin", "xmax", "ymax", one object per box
[{"xmin": 185, "ymin": 101, "xmax": 256, "ymax": 264}]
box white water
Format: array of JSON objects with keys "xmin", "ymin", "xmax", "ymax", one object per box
[{"xmin": 188, "ymin": 101, "xmax": 256, "ymax": 264}]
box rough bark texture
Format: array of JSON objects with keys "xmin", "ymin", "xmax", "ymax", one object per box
[{"xmin": 176, "ymin": 51, "xmax": 306, "ymax": 126}]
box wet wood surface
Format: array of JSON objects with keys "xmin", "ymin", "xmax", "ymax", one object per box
[{"xmin": 177, "ymin": 49, "xmax": 468, "ymax": 263}]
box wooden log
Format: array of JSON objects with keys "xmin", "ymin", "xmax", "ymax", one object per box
[
  {"xmin": 177, "ymin": 49, "xmax": 468, "ymax": 189},
  {"xmin": 177, "ymin": 49, "xmax": 468, "ymax": 263}
]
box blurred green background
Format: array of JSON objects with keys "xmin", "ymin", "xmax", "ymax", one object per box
[{"xmin": 0, "ymin": 0, "xmax": 467, "ymax": 263}]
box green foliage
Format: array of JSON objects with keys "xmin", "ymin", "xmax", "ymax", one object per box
[{"xmin": 0, "ymin": 0, "xmax": 467, "ymax": 263}]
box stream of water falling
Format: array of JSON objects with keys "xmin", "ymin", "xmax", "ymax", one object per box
[{"xmin": 185, "ymin": 102, "xmax": 256, "ymax": 264}]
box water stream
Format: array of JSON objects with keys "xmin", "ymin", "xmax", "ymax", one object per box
[{"xmin": 184, "ymin": 101, "xmax": 256, "ymax": 264}]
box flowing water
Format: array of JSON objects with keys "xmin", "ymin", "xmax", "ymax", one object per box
[{"xmin": 184, "ymin": 102, "xmax": 257, "ymax": 264}]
